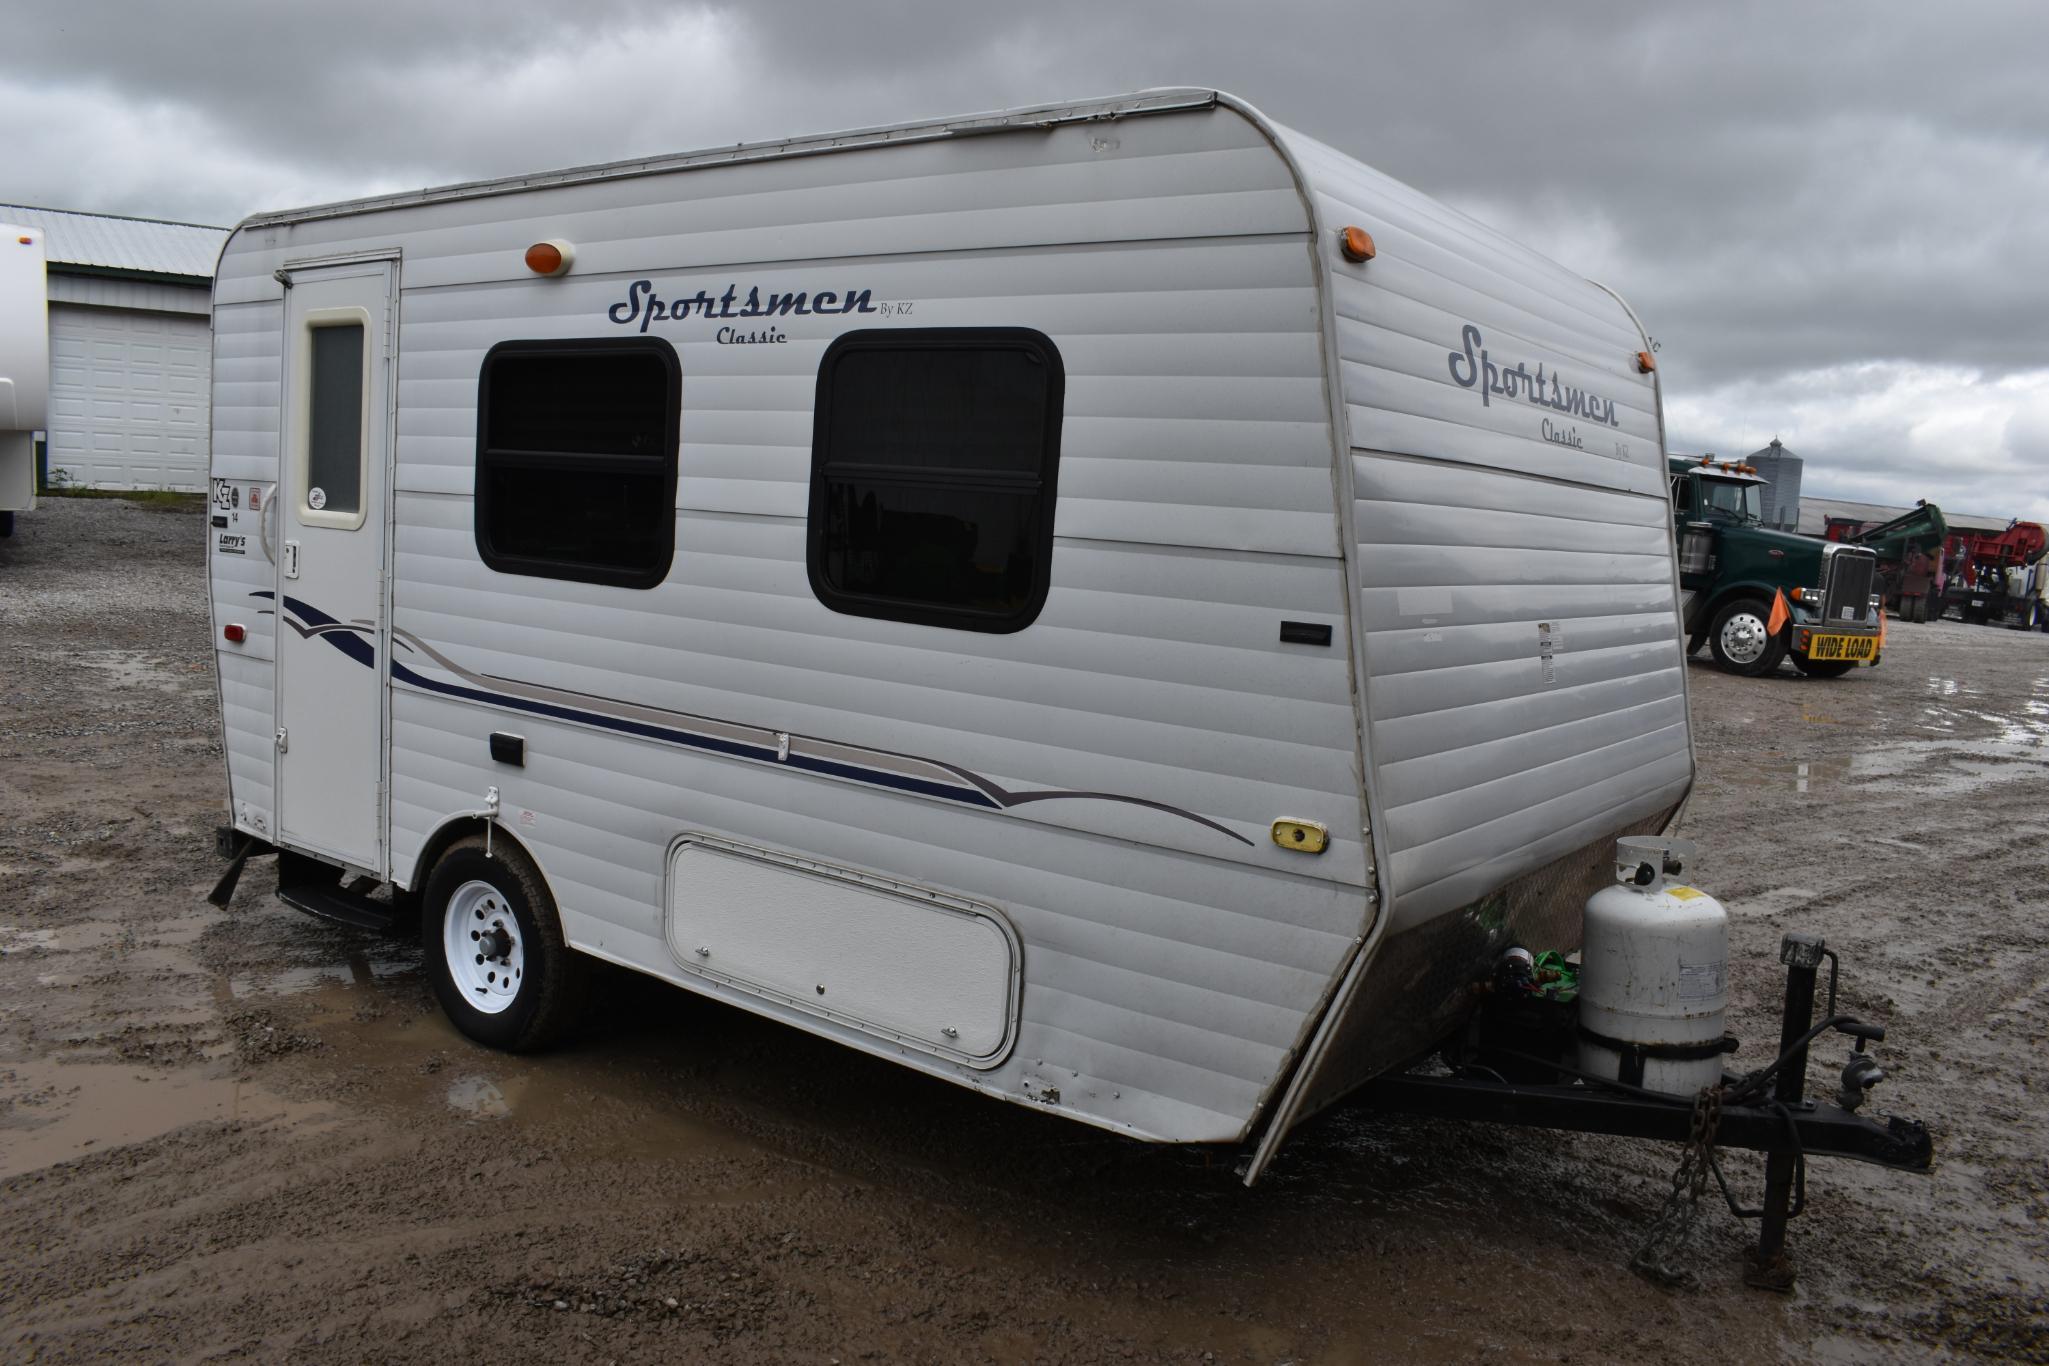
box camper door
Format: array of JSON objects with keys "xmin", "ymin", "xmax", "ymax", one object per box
[{"xmin": 273, "ymin": 261, "xmax": 393, "ymax": 871}]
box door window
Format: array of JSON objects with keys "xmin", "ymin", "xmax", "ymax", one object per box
[
  {"xmin": 306, "ymin": 323, "xmax": 365, "ymax": 517},
  {"xmin": 294, "ymin": 308, "xmax": 373, "ymax": 529}
]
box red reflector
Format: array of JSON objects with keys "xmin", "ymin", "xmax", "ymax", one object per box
[{"xmin": 224, "ymin": 623, "xmax": 247, "ymax": 643}]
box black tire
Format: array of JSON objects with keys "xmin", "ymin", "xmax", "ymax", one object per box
[
  {"xmin": 1707, "ymin": 596, "xmax": 1787, "ymax": 677},
  {"xmin": 0, "ymin": 510, "xmax": 13, "ymax": 538},
  {"xmin": 422, "ymin": 835, "xmax": 588, "ymax": 1052},
  {"xmin": 1794, "ymin": 657, "xmax": 1857, "ymax": 679}
]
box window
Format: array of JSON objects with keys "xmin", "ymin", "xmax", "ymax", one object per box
[
  {"xmin": 306, "ymin": 323, "xmax": 365, "ymax": 516},
  {"xmin": 807, "ymin": 328, "xmax": 1064, "ymax": 632},
  {"xmin": 475, "ymin": 338, "xmax": 681, "ymax": 588},
  {"xmin": 1670, "ymin": 474, "xmax": 1692, "ymax": 515},
  {"xmin": 1699, "ymin": 477, "xmax": 1761, "ymax": 524}
]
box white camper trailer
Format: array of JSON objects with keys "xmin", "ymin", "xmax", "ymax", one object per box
[
  {"xmin": 205, "ymin": 89, "xmax": 1694, "ymax": 1178},
  {"xmin": 0, "ymin": 223, "xmax": 48, "ymax": 534}
]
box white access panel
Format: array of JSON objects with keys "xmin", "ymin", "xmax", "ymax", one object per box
[
  {"xmin": 46, "ymin": 304, "xmax": 210, "ymax": 491},
  {"xmin": 666, "ymin": 838, "xmax": 1020, "ymax": 1065}
]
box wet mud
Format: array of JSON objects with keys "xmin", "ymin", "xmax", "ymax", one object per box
[{"xmin": 2, "ymin": 497, "xmax": 2045, "ymax": 1362}]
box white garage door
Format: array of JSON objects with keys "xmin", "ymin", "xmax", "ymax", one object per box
[{"xmin": 48, "ymin": 304, "xmax": 211, "ymax": 491}]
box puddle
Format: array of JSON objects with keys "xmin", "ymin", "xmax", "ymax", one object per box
[
  {"xmin": 0, "ymin": 1060, "xmax": 331, "ymax": 1179},
  {"xmin": 1727, "ymin": 757, "xmax": 1853, "ymax": 793},
  {"xmin": 226, "ymin": 950, "xmax": 418, "ymax": 1000},
  {"xmin": 445, "ymin": 1074, "xmax": 511, "ymax": 1119},
  {"xmin": 284, "ymin": 981, "xmax": 750, "ymax": 1164},
  {"xmin": 68, "ymin": 649, "xmax": 195, "ymax": 693}
]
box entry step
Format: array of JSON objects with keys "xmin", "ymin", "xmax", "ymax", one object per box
[{"xmin": 275, "ymin": 849, "xmax": 400, "ymax": 934}]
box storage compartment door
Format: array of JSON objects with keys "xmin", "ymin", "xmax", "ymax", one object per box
[{"xmin": 665, "ymin": 837, "xmax": 1019, "ymax": 1066}]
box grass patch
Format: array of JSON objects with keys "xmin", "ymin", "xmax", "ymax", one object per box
[{"xmin": 42, "ymin": 487, "xmax": 207, "ymax": 511}]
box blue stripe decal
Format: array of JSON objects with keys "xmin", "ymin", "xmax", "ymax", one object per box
[
  {"xmin": 259, "ymin": 590, "xmax": 1246, "ymax": 843},
  {"xmin": 278, "ymin": 593, "xmax": 375, "ymax": 668},
  {"xmin": 388, "ymin": 659, "xmax": 1002, "ymax": 810}
]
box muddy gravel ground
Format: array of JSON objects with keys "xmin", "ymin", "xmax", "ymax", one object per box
[{"xmin": 2, "ymin": 496, "xmax": 2045, "ymax": 1363}]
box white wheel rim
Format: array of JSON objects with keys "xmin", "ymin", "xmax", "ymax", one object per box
[
  {"xmin": 1720, "ymin": 610, "xmax": 1771, "ymax": 665},
  {"xmin": 444, "ymin": 880, "xmax": 525, "ymax": 1015}
]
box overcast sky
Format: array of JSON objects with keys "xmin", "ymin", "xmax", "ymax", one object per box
[{"xmin": 5, "ymin": 1, "xmax": 2044, "ymax": 520}]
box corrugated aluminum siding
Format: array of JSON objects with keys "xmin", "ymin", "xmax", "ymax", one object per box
[
  {"xmin": 207, "ymin": 300, "xmax": 283, "ymax": 829},
  {"xmin": 0, "ymin": 204, "xmax": 227, "ymax": 279},
  {"xmin": 46, "ymin": 274, "xmax": 211, "ymax": 317},
  {"xmin": 211, "ymin": 103, "xmax": 1374, "ymax": 1144},
  {"xmin": 1273, "ymin": 125, "xmax": 1690, "ymax": 932}
]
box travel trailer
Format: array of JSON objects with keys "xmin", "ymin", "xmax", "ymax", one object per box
[
  {"xmin": 0, "ymin": 223, "xmax": 47, "ymax": 535},
  {"xmin": 205, "ymin": 89, "xmax": 1698, "ymax": 1180}
]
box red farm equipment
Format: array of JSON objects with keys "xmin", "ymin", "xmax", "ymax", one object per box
[{"xmin": 1935, "ymin": 520, "xmax": 2049, "ymax": 628}]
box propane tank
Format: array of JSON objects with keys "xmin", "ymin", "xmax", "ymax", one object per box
[{"xmin": 1578, "ymin": 836, "xmax": 1730, "ymax": 1096}]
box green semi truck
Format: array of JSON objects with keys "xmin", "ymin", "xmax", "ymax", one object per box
[{"xmin": 1669, "ymin": 455, "xmax": 1884, "ymax": 678}]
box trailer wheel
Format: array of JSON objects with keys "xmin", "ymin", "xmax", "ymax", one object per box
[
  {"xmin": 423, "ymin": 835, "xmax": 587, "ymax": 1052},
  {"xmin": 1708, "ymin": 597, "xmax": 1786, "ymax": 677},
  {"xmin": 1793, "ymin": 657, "xmax": 1856, "ymax": 679}
]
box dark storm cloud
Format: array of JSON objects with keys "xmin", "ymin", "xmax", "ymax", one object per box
[{"xmin": 4, "ymin": 1, "xmax": 2045, "ymax": 513}]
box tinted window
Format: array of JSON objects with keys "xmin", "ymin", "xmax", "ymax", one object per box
[
  {"xmin": 475, "ymin": 339, "xmax": 680, "ymax": 588},
  {"xmin": 306, "ymin": 323, "xmax": 364, "ymax": 515},
  {"xmin": 808, "ymin": 329, "xmax": 1063, "ymax": 632}
]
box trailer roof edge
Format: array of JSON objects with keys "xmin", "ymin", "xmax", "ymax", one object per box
[{"xmin": 233, "ymin": 88, "xmax": 1226, "ymax": 234}]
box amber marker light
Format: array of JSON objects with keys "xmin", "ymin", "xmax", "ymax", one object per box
[
  {"xmin": 524, "ymin": 239, "xmax": 574, "ymax": 277},
  {"xmin": 1339, "ymin": 226, "xmax": 1376, "ymax": 262},
  {"xmin": 1636, "ymin": 350, "xmax": 1656, "ymax": 373}
]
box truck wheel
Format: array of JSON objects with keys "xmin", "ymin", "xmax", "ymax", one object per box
[
  {"xmin": 1794, "ymin": 658, "xmax": 1857, "ymax": 679},
  {"xmin": 1708, "ymin": 597, "xmax": 1786, "ymax": 677},
  {"xmin": 423, "ymin": 835, "xmax": 587, "ymax": 1052}
]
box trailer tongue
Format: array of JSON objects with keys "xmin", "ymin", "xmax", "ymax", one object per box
[{"xmin": 1351, "ymin": 837, "xmax": 1932, "ymax": 1290}]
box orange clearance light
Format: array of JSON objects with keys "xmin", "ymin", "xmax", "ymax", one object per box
[
  {"xmin": 1636, "ymin": 350, "xmax": 1656, "ymax": 373},
  {"xmin": 17, "ymin": 235, "xmax": 31, "ymax": 245},
  {"xmin": 523, "ymin": 239, "xmax": 574, "ymax": 277},
  {"xmin": 1339, "ymin": 226, "xmax": 1377, "ymax": 263}
]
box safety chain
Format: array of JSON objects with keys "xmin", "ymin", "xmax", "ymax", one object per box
[{"xmin": 1629, "ymin": 1083, "xmax": 1724, "ymax": 1288}]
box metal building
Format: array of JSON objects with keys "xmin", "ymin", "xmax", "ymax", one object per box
[
  {"xmin": 1746, "ymin": 437, "xmax": 1803, "ymax": 531},
  {"xmin": 1, "ymin": 205, "xmax": 228, "ymax": 492}
]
